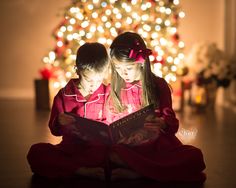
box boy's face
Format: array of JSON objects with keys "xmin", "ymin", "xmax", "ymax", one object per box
[
  {"xmin": 79, "ymin": 69, "xmax": 106, "ymax": 94},
  {"xmin": 113, "ymin": 60, "xmax": 141, "ymax": 83}
]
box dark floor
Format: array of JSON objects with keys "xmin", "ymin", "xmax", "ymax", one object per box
[{"xmin": 0, "ymin": 99, "xmax": 236, "ymax": 188}]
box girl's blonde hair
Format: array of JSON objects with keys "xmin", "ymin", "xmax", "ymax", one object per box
[{"xmin": 108, "ymin": 32, "xmax": 159, "ymax": 113}]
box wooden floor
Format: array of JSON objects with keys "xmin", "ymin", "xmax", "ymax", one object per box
[{"xmin": 0, "ymin": 99, "xmax": 236, "ymax": 188}]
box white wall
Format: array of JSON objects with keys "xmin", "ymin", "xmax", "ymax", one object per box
[
  {"xmin": 0, "ymin": 0, "xmax": 70, "ymax": 99},
  {"xmin": 179, "ymin": 0, "xmax": 225, "ymax": 52},
  {"xmin": 0, "ymin": 0, "xmax": 227, "ymax": 99}
]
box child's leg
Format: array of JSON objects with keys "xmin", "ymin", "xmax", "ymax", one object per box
[
  {"xmin": 109, "ymin": 151, "xmax": 127, "ymax": 167},
  {"xmin": 27, "ymin": 143, "xmax": 79, "ymax": 178},
  {"xmin": 111, "ymin": 168, "xmax": 142, "ymax": 180},
  {"xmin": 75, "ymin": 167, "xmax": 105, "ymax": 180},
  {"xmin": 27, "ymin": 143, "xmax": 106, "ymax": 179},
  {"xmin": 109, "ymin": 151, "xmax": 142, "ymax": 180}
]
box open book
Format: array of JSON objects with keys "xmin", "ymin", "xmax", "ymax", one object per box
[{"xmin": 66, "ymin": 104, "xmax": 155, "ymax": 145}]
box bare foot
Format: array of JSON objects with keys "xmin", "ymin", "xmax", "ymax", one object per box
[
  {"xmin": 76, "ymin": 167, "xmax": 105, "ymax": 180},
  {"xmin": 109, "ymin": 152, "xmax": 127, "ymax": 167},
  {"xmin": 111, "ymin": 168, "xmax": 142, "ymax": 181}
]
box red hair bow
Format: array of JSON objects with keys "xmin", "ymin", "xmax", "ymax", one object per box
[{"xmin": 129, "ymin": 48, "xmax": 152, "ymax": 63}]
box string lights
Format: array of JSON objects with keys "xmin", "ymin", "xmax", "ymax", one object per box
[{"xmin": 42, "ymin": 0, "xmax": 185, "ymax": 90}]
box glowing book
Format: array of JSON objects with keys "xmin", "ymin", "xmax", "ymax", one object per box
[{"xmin": 66, "ymin": 104, "xmax": 155, "ymax": 145}]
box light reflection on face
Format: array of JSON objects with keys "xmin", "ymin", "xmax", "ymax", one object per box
[
  {"xmin": 113, "ymin": 60, "xmax": 141, "ymax": 83},
  {"xmin": 79, "ymin": 69, "xmax": 105, "ymax": 94}
]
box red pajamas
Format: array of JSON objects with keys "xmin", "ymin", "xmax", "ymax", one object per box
[
  {"xmin": 106, "ymin": 76, "xmax": 206, "ymax": 182},
  {"xmin": 27, "ymin": 79, "xmax": 109, "ymax": 178}
]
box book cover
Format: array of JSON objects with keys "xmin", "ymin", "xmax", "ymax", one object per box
[{"xmin": 66, "ymin": 104, "xmax": 155, "ymax": 144}]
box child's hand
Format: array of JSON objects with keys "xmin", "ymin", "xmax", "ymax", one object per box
[
  {"xmin": 118, "ymin": 129, "xmax": 157, "ymax": 146},
  {"xmin": 144, "ymin": 114, "xmax": 166, "ymax": 132},
  {"xmin": 58, "ymin": 113, "xmax": 89, "ymax": 141},
  {"xmin": 58, "ymin": 113, "xmax": 76, "ymax": 126}
]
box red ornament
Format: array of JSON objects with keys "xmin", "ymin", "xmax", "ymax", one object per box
[
  {"xmin": 172, "ymin": 33, "xmax": 180, "ymax": 43},
  {"xmin": 54, "ymin": 45, "xmax": 65, "ymax": 58},
  {"xmin": 39, "ymin": 65, "xmax": 59, "ymax": 80}
]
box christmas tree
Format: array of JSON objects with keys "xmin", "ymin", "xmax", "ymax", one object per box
[{"xmin": 41, "ymin": 0, "xmax": 186, "ymax": 91}]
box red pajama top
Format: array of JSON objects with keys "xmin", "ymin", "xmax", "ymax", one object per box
[
  {"xmin": 106, "ymin": 76, "xmax": 179, "ymax": 135},
  {"xmin": 48, "ymin": 78, "xmax": 106, "ymax": 137},
  {"xmin": 105, "ymin": 76, "xmax": 206, "ymax": 182}
]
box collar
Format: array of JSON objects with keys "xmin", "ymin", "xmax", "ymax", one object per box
[
  {"xmin": 122, "ymin": 80, "xmax": 142, "ymax": 90},
  {"xmin": 63, "ymin": 78, "xmax": 105, "ymax": 102}
]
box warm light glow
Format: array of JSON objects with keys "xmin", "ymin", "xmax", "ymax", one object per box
[
  {"xmin": 156, "ymin": 18, "xmax": 162, "ymax": 24},
  {"xmin": 57, "ymin": 41, "xmax": 63, "ymax": 47},
  {"xmin": 81, "ymin": 21, "xmax": 89, "ymax": 28},
  {"xmin": 178, "ymin": 53, "xmax": 185, "ymax": 59},
  {"xmin": 179, "ymin": 11, "xmax": 185, "ymax": 18},
  {"xmin": 43, "ymin": 0, "xmax": 185, "ymax": 93},
  {"xmin": 60, "ymin": 26, "xmax": 66, "ymax": 32},
  {"xmin": 53, "ymin": 82, "xmax": 60, "ymax": 89},
  {"xmin": 65, "ymin": 71, "xmax": 72, "ymax": 78},
  {"xmin": 92, "ymin": 12, "xmax": 98, "ymax": 18},
  {"xmin": 101, "ymin": 16, "xmax": 108, "ymax": 22},
  {"xmin": 49, "ymin": 51, "xmax": 56, "ymax": 61},
  {"xmin": 178, "ymin": 41, "xmax": 185, "ymax": 48},
  {"xmin": 195, "ymin": 95, "xmax": 202, "ymax": 104},
  {"xmin": 76, "ymin": 13, "xmax": 84, "ymax": 20},
  {"xmin": 165, "ymin": 8, "xmax": 172, "ymax": 14},
  {"xmin": 105, "ymin": 9, "xmax": 111, "ymax": 15},
  {"xmin": 43, "ymin": 57, "xmax": 50, "ymax": 64},
  {"xmin": 141, "ymin": 14, "xmax": 149, "ymax": 21},
  {"xmin": 126, "ymin": 17, "xmax": 133, "ymax": 24},
  {"xmin": 69, "ymin": 18, "xmax": 76, "ymax": 24},
  {"xmin": 87, "ymin": 4, "xmax": 94, "ymax": 10},
  {"xmin": 57, "ymin": 31, "xmax": 63, "ymax": 37},
  {"xmin": 67, "ymin": 34, "xmax": 73, "ymax": 41},
  {"xmin": 173, "ymin": 0, "xmax": 180, "ymax": 5}
]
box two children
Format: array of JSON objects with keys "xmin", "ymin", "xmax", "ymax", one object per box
[{"xmin": 27, "ymin": 32, "xmax": 206, "ymax": 182}]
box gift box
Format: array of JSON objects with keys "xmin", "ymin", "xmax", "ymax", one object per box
[{"xmin": 34, "ymin": 79, "xmax": 50, "ymax": 110}]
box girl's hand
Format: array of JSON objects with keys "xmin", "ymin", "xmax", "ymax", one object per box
[
  {"xmin": 144, "ymin": 114, "xmax": 166, "ymax": 132},
  {"xmin": 117, "ymin": 114, "xmax": 166, "ymax": 146},
  {"xmin": 58, "ymin": 113, "xmax": 76, "ymax": 126},
  {"xmin": 117, "ymin": 129, "xmax": 157, "ymax": 146}
]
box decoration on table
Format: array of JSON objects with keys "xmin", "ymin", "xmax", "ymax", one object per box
[{"xmin": 185, "ymin": 42, "xmax": 235, "ymax": 108}]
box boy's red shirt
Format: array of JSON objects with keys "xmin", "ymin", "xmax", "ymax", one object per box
[{"xmin": 49, "ymin": 78, "xmax": 107, "ymax": 137}]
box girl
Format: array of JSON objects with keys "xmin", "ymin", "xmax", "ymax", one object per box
[
  {"xmin": 27, "ymin": 42, "xmax": 109, "ymax": 179},
  {"xmin": 106, "ymin": 32, "xmax": 206, "ymax": 182}
]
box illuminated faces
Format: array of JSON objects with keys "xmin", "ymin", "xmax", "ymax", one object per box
[
  {"xmin": 79, "ymin": 69, "xmax": 106, "ymax": 95},
  {"xmin": 113, "ymin": 60, "xmax": 141, "ymax": 83}
]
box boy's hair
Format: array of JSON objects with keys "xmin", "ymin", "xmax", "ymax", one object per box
[
  {"xmin": 76, "ymin": 42, "xmax": 108, "ymax": 73},
  {"xmin": 109, "ymin": 32, "xmax": 159, "ymax": 113}
]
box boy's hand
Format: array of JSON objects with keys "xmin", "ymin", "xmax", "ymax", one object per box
[
  {"xmin": 58, "ymin": 113, "xmax": 76, "ymax": 126},
  {"xmin": 58, "ymin": 113, "xmax": 89, "ymax": 141}
]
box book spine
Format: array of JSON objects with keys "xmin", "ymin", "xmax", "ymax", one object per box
[{"xmin": 107, "ymin": 127, "xmax": 114, "ymax": 144}]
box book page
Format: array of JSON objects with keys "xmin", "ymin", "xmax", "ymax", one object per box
[
  {"xmin": 65, "ymin": 104, "xmax": 155, "ymax": 144},
  {"xmin": 65, "ymin": 112, "xmax": 112, "ymax": 144},
  {"xmin": 109, "ymin": 104, "xmax": 155, "ymax": 143}
]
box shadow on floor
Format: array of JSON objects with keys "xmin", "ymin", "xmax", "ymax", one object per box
[{"xmin": 30, "ymin": 174, "xmax": 205, "ymax": 188}]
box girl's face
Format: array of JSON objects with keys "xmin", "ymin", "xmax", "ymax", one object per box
[
  {"xmin": 79, "ymin": 69, "xmax": 105, "ymax": 94},
  {"xmin": 113, "ymin": 60, "xmax": 141, "ymax": 83}
]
